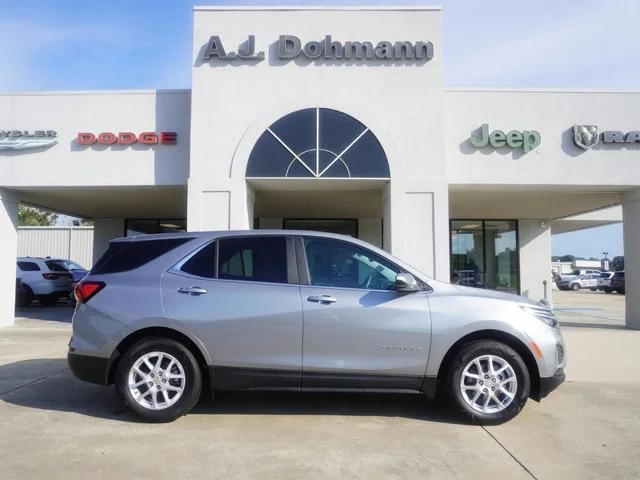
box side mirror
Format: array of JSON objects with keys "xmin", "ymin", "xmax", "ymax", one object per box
[{"xmin": 395, "ymin": 272, "xmax": 421, "ymax": 293}]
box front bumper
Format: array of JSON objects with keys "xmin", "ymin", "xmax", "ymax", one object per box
[
  {"xmin": 538, "ymin": 368, "xmax": 566, "ymax": 399},
  {"xmin": 67, "ymin": 351, "xmax": 110, "ymax": 385}
]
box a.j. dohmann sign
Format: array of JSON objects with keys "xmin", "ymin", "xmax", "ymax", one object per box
[{"xmin": 200, "ymin": 35, "xmax": 434, "ymax": 62}]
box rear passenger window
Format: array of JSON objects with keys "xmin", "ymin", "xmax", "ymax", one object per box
[
  {"xmin": 218, "ymin": 237, "xmax": 287, "ymax": 284},
  {"xmin": 92, "ymin": 238, "xmax": 192, "ymax": 274},
  {"xmin": 181, "ymin": 242, "xmax": 216, "ymax": 278},
  {"xmin": 17, "ymin": 261, "xmax": 40, "ymax": 271},
  {"xmin": 45, "ymin": 261, "xmax": 69, "ymax": 272}
]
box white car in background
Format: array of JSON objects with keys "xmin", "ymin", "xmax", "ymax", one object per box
[
  {"xmin": 16, "ymin": 257, "xmax": 75, "ymax": 306},
  {"xmin": 556, "ymin": 273, "xmax": 600, "ymax": 291}
]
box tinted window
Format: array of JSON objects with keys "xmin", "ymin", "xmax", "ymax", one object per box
[
  {"xmin": 218, "ymin": 237, "xmax": 287, "ymax": 284},
  {"xmin": 46, "ymin": 261, "xmax": 70, "ymax": 272},
  {"xmin": 614, "ymin": 272, "xmax": 625, "ymax": 278},
  {"xmin": 304, "ymin": 238, "xmax": 399, "ymax": 290},
  {"xmin": 181, "ymin": 242, "xmax": 216, "ymax": 278},
  {"xmin": 17, "ymin": 261, "xmax": 40, "ymax": 272},
  {"xmin": 92, "ymin": 238, "xmax": 191, "ymax": 274}
]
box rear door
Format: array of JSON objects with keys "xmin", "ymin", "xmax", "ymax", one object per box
[
  {"xmin": 162, "ymin": 235, "xmax": 303, "ymax": 389},
  {"xmin": 298, "ymin": 236, "xmax": 431, "ymax": 390}
]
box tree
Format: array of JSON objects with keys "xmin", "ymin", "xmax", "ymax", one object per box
[
  {"xmin": 18, "ymin": 205, "xmax": 57, "ymax": 226},
  {"xmin": 551, "ymin": 256, "xmax": 561, "ymax": 262},
  {"xmin": 559, "ymin": 255, "xmax": 575, "ymax": 263},
  {"xmin": 611, "ymin": 256, "xmax": 624, "ymax": 271}
]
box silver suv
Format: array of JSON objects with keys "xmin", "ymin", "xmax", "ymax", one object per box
[{"xmin": 68, "ymin": 231, "xmax": 566, "ymax": 423}]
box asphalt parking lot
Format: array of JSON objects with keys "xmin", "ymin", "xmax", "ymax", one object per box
[{"xmin": 1, "ymin": 291, "xmax": 639, "ymax": 480}]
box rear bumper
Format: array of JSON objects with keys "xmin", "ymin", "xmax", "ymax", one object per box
[
  {"xmin": 67, "ymin": 351, "xmax": 110, "ymax": 385},
  {"xmin": 538, "ymin": 369, "xmax": 565, "ymax": 399}
]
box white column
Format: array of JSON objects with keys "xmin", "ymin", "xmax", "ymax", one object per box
[
  {"xmin": 518, "ymin": 219, "xmax": 552, "ymax": 304},
  {"xmin": 388, "ymin": 181, "xmax": 449, "ymax": 282},
  {"xmin": 623, "ymin": 188, "xmax": 640, "ymax": 330},
  {"xmin": 0, "ymin": 189, "xmax": 19, "ymax": 327},
  {"xmin": 92, "ymin": 219, "xmax": 124, "ymax": 265}
]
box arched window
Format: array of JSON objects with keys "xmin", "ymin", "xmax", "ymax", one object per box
[{"xmin": 246, "ymin": 108, "xmax": 389, "ymax": 178}]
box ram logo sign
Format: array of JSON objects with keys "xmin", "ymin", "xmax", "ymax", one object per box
[
  {"xmin": 573, "ymin": 124, "xmax": 640, "ymax": 149},
  {"xmin": 573, "ymin": 125, "xmax": 599, "ymax": 150}
]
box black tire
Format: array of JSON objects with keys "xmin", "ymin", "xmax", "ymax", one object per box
[
  {"xmin": 590, "ymin": 288, "xmax": 597, "ymax": 291},
  {"xmin": 571, "ymin": 283, "xmax": 580, "ymax": 291},
  {"xmin": 15, "ymin": 285, "xmax": 33, "ymax": 307},
  {"xmin": 115, "ymin": 337, "xmax": 202, "ymax": 422},
  {"xmin": 604, "ymin": 288, "xmax": 612, "ymax": 294},
  {"xmin": 447, "ymin": 340, "xmax": 530, "ymax": 425},
  {"xmin": 38, "ymin": 294, "xmax": 59, "ymax": 306}
]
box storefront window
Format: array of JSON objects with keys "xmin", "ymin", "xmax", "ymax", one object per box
[
  {"xmin": 246, "ymin": 108, "xmax": 389, "ymax": 179},
  {"xmin": 450, "ymin": 220, "xmax": 519, "ymax": 293},
  {"xmin": 125, "ymin": 219, "xmax": 186, "ymax": 237}
]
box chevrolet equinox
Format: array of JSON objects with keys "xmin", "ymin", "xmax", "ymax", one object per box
[{"xmin": 68, "ymin": 231, "xmax": 565, "ymax": 423}]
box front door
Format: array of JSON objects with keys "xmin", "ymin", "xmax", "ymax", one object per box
[
  {"xmin": 162, "ymin": 235, "xmax": 303, "ymax": 389},
  {"xmin": 299, "ymin": 236, "xmax": 431, "ymax": 390}
]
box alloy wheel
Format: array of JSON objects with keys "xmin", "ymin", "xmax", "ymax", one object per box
[
  {"xmin": 127, "ymin": 351, "xmax": 186, "ymax": 410},
  {"xmin": 459, "ymin": 354, "xmax": 518, "ymax": 414}
]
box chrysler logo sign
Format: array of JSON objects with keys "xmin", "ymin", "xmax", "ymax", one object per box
[
  {"xmin": 573, "ymin": 124, "xmax": 640, "ymax": 149},
  {"xmin": 201, "ymin": 35, "xmax": 433, "ymax": 62},
  {"xmin": 0, "ymin": 130, "xmax": 58, "ymax": 151}
]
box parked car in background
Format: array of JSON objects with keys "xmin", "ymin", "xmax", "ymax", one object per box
[
  {"xmin": 597, "ymin": 272, "xmax": 614, "ymax": 293},
  {"xmin": 16, "ymin": 257, "xmax": 75, "ymax": 306},
  {"xmin": 47, "ymin": 259, "xmax": 89, "ymax": 283},
  {"xmin": 609, "ymin": 271, "xmax": 625, "ymax": 294},
  {"xmin": 68, "ymin": 231, "xmax": 565, "ymax": 424},
  {"xmin": 556, "ymin": 273, "xmax": 600, "ymax": 291}
]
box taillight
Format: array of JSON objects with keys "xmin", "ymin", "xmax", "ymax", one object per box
[
  {"xmin": 42, "ymin": 273, "xmax": 60, "ymax": 280},
  {"xmin": 74, "ymin": 281, "xmax": 105, "ymax": 304}
]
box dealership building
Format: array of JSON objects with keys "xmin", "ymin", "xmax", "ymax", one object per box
[{"xmin": 1, "ymin": 5, "xmax": 639, "ymax": 328}]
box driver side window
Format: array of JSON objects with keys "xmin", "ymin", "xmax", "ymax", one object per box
[{"xmin": 303, "ymin": 237, "xmax": 400, "ymax": 290}]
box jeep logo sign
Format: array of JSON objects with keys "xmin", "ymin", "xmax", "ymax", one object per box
[{"xmin": 470, "ymin": 124, "xmax": 541, "ymax": 153}]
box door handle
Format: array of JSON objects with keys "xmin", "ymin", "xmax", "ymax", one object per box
[
  {"xmin": 307, "ymin": 295, "xmax": 337, "ymax": 304},
  {"xmin": 178, "ymin": 286, "xmax": 208, "ymax": 295}
]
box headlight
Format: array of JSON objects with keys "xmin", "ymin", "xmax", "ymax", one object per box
[{"xmin": 520, "ymin": 304, "xmax": 558, "ymax": 328}]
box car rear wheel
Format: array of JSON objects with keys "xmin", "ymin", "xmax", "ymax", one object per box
[
  {"xmin": 15, "ymin": 285, "xmax": 33, "ymax": 307},
  {"xmin": 115, "ymin": 337, "xmax": 202, "ymax": 422},
  {"xmin": 571, "ymin": 283, "xmax": 580, "ymax": 291},
  {"xmin": 448, "ymin": 340, "xmax": 530, "ymax": 425}
]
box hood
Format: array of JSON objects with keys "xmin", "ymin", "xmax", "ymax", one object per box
[{"xmin": 452, "ymin": 284, "xmax": 542, "ymax": 307}]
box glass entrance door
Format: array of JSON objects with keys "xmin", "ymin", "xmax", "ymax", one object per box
[
  {"xmin": 283, "ymin": 219, "xmax": 358, "ymax": 237},
  {"xmin": 450, "ymin": 220, "xmax": 519, "ymax": 293}
]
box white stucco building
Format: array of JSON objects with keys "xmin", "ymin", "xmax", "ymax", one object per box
[{"xmin": 1, "ymin": 5, "xmax": 638, "ymax": 328}]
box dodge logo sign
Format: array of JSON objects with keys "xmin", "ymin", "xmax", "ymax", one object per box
[{"xmin": 77, "ymin": 131, "xmax": 177, "ymax": 146}]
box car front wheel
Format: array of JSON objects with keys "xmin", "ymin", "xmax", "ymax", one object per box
[
  {"xmin": 571, "ymin": 283, "xmax": 580, "ymax": 291},
  {"xmin": 448, "ymin": 340, "xmax": 530, "ymax": 424},
  {"xmin": 115, "ymin": 337, "xmax": 202, "ymax": 422}
]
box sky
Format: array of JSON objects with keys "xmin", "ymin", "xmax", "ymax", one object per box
[{"xmin": 1, "ymin": 0, "xmax": 635, "ymax": 257}]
